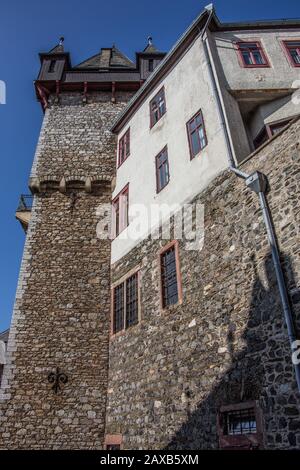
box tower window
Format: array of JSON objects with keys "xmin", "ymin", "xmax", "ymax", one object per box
[
  {"xmin": 155, "ymin": 146, "xmax": 169, "ymax": 193},
  {"xmin": 236, "ymin": 41, "xmax": 269, "ymax": 67},
  {"xmin": 118, "ymin": 128, "xmax": 130, "ymax": 167},
  {"xmin": 112, "ymin": 271, "xmax": 140, "ymax": 335},
  {"xmin": 48, "ymin": 60, "xmax": 56, "ymax": 73},
  {"xmin": 160, "ymin": 242, "xmax": 182, "ymax": 309},
  {"xmin": 150, "ymin": 87, "xmax": 166, "ymax": 127},
  {"xmin": 148, "ymin": 59, "xmax": 154, "ymax": 72},
  {"xmin": 283, "ymin": 40, "xmax": 300, "ymax": 67},
  {"xmin": 186, "ymin": 109, "xmax": 207, "ymax": 159},
  {"xmin": 112, "ymin": 184, "xmax": 129, "ymax": 238}
]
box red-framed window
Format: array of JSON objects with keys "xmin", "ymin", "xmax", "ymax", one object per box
[
  {"xmin": 118, "ymin": 128, "xmax": 130, "ymax": 167},
  {"xmin": 155, "ymin": 146, "xmax": 169, "ymax": 192},
  {"xmin": 236, "ymin": 41, "xmax": 269, "ymax": 67},
  {"xmin": 150, "ymin": 87, "xmax": 166, "ymax": 127},
  {"xmin": 253, "ymin": 117, "xmax": 294, "ymax": 149},
  {"xmin": 160, "ymin": 241, "xmax": 182, "ymax": 309},
  {"xmin": 112, "ymin": 271, "xmax": 139, "ymax": 335},
  {"xmin": 186, "ymin": 109, "xmax": 207, "ymax": 159},
  {"xmin": 282, "ymin": 40, "xmax": 300, "ymax": 67},
  {"xmin": 112, "ymin": 184, "xmax": 129, "ymax": 238}
]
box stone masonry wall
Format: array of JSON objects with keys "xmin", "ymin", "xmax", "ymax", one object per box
[
  {"xmin": 0, "ymin": 92, "xmax": 134, "ymax": 449},
  {"xmin": 106, "ymin": 118, "xmax": 300, "ymax": 449}
]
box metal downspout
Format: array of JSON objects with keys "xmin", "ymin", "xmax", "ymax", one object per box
[{"xmin": 201, "ymin": 5, "xmax": 300, "ymax": 392}]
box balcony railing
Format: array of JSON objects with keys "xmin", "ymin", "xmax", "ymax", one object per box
[{"xmin": 16, "ymin": 195, "xmax": 33, "ymax": 212}]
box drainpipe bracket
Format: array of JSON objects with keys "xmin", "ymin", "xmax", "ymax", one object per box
[{"xmin": 245, "ymin": 171, "xmax": 267, "ymax": 194}]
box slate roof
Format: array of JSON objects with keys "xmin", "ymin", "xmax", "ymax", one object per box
[{"xmin": 74, "ymin": 46, "xmax": 135, "ymax": 70}]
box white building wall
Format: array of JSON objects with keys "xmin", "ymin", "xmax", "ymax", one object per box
[
  {"xmin": 111, "ymin": 36, "xmax": 229, "ymax": 264},
  {"xmin": 213, "ymin": 29, "xmax": 300, "ymax": 91}
]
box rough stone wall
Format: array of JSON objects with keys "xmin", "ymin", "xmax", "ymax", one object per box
[
  {"xmin": 106, "ymin": 119, "xmax": 300, "ymax": 449},
  {"xmin": 0, "ymin": 92, "xmax": 133, "ymax": 449}
]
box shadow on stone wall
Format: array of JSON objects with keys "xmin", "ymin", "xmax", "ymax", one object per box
[{"xmin": 165, "ymin": 251, "xmax": 299, "ymax": 450}]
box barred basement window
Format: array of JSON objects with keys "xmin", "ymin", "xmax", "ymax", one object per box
[
  {"xmin": 118, "ymin": 128, "xmax": 130, "ymax": 167},
  {"xmin": 237, "ymin": 41, "xmax": 269, "ymax": 67},
  {"xmin": 160, "ymin": 242, "xmax": 181, "ymax": 308},
  {"xmin": 186, "ymin": 109, "xmax": 207, "ymax": 159},
  {"xmin": 112, "ymin": 271, "xmax": 139, "ymax": 334},
  {"xmin": 223, "ymin": 408, "xmax": 257, "ymax": 436},
  {"xmin": 155, "ymin": 146, "xmax": 169, "ymax": 192},
  {"xmin": 150, "ymin": 87, "xmax": 166, "ymax": 127}
]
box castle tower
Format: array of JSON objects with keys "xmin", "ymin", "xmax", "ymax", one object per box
[{"xmin": 0, "ymin": 39, "xmax": 165, "ymax": 449}]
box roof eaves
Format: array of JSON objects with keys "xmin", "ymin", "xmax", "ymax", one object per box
[{"xmin": 111, "ymin": 8, "xmax": 209, "ymax": 133}]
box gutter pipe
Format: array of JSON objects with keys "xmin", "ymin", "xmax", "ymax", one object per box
[{"xmin": 201, "ymin": 4, "xmax": 300, "ymax": 393}]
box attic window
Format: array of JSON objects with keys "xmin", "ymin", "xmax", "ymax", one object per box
[
  {"xmin": 283, "ymin": 40, "xmax": 300, "ymax": 67},
  {"xmin": 237, "ymin": 41, "xmax": 269, "ymax": 68},
  {"xmin": 48, "ymin": 60, "xmax": 56, "ymax": 73}
]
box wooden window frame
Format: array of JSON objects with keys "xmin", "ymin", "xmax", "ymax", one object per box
[
  {"xmin": 235, "ymin": 40, "xmax": 270, "ymax": 68},
  {"xmin": 118, "ymin": 128, "xmax": 130, "ymax": 167},
  {"xmin": 149, "ymin": 86, "xmax": 166, "ymax": 128},
  {"xmin": 217, "ymin": 401, "xmax": 264, "ymax": 450},
  {"xmin": 155, "ymin": 145, "xmax": 170, "ymax": 193},
  {"xmin": 186, "ymin": 109, "xmax": 208, "ymax": 159},
  {"xmin": 104, "ymin": 434, "xmax": 123, "ymax": 450},
  {"xmin": 281, "ymin": 40, "xmax": 300, "ymax": 67},
  {"xmin": 159, "ymin": 240, "xmax": 183, "ymax": 311},
  {"xmin": 111, "ymin": 266, "xmax": 141, "ymax": 338},
  {"xmin": 112, "ymin": 184, "xmax": 129, "ymax": 239}
]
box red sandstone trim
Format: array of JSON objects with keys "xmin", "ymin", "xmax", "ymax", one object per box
[{"xmin": 104, "ymin": 433, "xmax": 123, "ymax": 449}]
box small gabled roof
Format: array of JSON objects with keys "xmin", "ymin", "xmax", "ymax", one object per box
[{"xmin": 74, "ymin": 46, "xmax": 135, "ymax": 70}]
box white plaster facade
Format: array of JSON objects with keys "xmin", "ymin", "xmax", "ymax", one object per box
[
  {"xmin": 111, "ymin": 36, "xmax": 229, "ymax": 263},
  {"xmin": 111, "ymin": 10, "xmax": 300, "ymax": 263}
]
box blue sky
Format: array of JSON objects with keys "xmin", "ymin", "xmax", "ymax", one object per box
[{"xmin": 0, "ymin": 0, "xmax": 299, "ymax": 331}]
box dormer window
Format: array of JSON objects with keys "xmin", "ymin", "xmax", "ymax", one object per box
[
  {"xmin": 237, "ymin": 41, "xmax": 269, "ymax": 68},
  {"xmin": 150, "ymin": 87, "xmax": 166, "ymax": 127}
]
